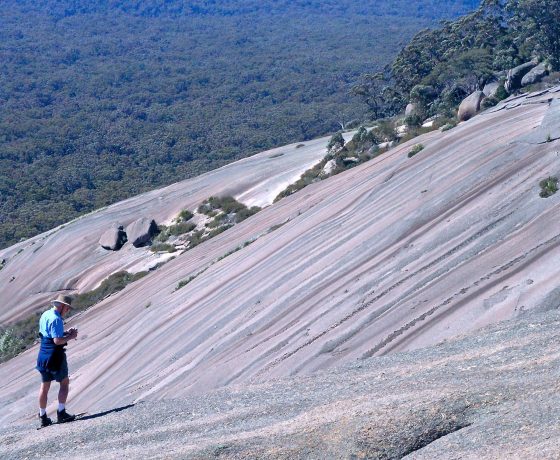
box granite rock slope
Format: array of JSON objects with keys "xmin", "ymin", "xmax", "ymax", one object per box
[
  {"xmin": 1, "ymin": 308, "xmax": 559, "ymax": 459},
  {"xmin": 0, "ymin": 136, "xmax": 333, "ymax": 324},
  {"xmin": 1, "ymin": 89, "xmax": 560, "ymax": 429}
]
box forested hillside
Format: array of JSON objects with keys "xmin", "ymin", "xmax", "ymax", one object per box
[
  {"xmin": 0, "ymin": 0, "xmax": 479, "ymax": 248},
  {"xmin": 353, "ymin": 0, "xmax": 560, "ymax": 120}
]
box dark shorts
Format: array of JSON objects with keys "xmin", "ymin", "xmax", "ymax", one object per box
[{"xmin": 39, "ymin": 355, "xmax": 68, "ymax": 383}]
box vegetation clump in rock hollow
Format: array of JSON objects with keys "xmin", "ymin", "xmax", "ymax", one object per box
[
  {"xmin": 539, "ymin": 177, "xmax": 558, "ymax": 198},
  {"xmin": 408, "ymin": 144, "xmax": 425, "ymax": 158}
]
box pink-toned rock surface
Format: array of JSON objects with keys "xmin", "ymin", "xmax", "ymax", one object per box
[{"xmin": 1, "ymin": 90, "xmax": 560, "ymax": 426}]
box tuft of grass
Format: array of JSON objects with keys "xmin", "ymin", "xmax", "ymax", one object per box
[
  {"xmin": 539, "ymin": 177, "xmax": 558, "ymax": 198},
  {"xmin": 176, "ymin": 276, "xmax": 195, "ymax": 290},
  {"xmin": 269, "ymin": 221, "xmax": 288, "ymax": 232},
  {"xmin": 216, "ymin": 239, "xmax": 255, "ymax": 262},
  {"xmin": 175, "ymin": 267, "xmax": 209, "ymax": 291},
  {"xmin": 407, "ymin": 144, "xmax": 425, "ymax": 158},
  {"xmin": 546, "ymin": 133, "xmax": 552, "ymax": 143}
]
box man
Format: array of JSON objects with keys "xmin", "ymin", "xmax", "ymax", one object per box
[{"xmin": 36, "ymin": 294, "xmax": 78, "ymax": 427}]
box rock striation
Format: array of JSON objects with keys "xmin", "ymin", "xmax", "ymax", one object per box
[{"xmin": 0, "ymin": 89, "xmax": 559, "ymax": 436}]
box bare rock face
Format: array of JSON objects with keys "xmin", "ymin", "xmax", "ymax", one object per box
[
  {"xmin": 126, "ymin": 218, "xmax": 158, "ymax": 247},
  {"xmin": 521, "ymin": 62, "xmax": 549, "ymax": 87},
  {"xmin": 99, "ymin": 224, "xmax": 127, "ymax": 251},
  {"xmin": 505, "ymin": 61, "xmax": 537, "ymax": 93},
  {"xmin": 457, "ymin": 91, "xmax": 484, "ymax": 122},
  {"xmin": 483, "ymin": 81, "xmax": 500, "ymax": 98}
]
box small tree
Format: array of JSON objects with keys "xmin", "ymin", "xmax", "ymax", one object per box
[{"xmin": 327, "ymin": 132, "xmax": 345, "ymax": 153}]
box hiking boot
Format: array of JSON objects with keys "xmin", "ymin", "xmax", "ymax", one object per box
[
  {"xmin": 57, "ymin": 409, "xmax": 76, "ymax": 423},
  {"xmin": 39, "ymin": 413, "xmax": 53, "ymax": 427}
]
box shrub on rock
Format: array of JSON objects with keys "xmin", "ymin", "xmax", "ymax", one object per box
[{"xmin": 539, "ymin": 177, "xmax": 558, "ymax": 198}]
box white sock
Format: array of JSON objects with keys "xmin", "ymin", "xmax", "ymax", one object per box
[
  {"xmin": 58, "ymin": 403, "xmax": 65, "ymax": 412},
  {"xmin": 39, "ymin": 408, "xmax": 46, "ymax": 416}
]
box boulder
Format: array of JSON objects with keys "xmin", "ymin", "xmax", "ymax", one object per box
[
  {"xmin": 505, "ymin": 61, "xmax": 537, "ymax": 93},
  {"xmin": 405, "ymin": 103, "xmax": 417, "ymax": 117},
  {"xmin": 320, "ymin": 159, "xmax": 337, "ymax": 177},
  {"xmin": 458, "ymin": 91, "xmax": 484, "ymax": 122},
  {"xmin": 126, "ymin": 218, "xmax": 158, "ymax": 248},
  {"xmin": 483, "ymin": 81, "xmax": 500, "ymax": 98},
  {"xmin": 396, "ymin": 124, "xmax": 408, "ymax": 135},
  {"xmin": 99, "ymin": 224, "xmax": 127, "ymax": 251},
  {"xmin": 521, "ymin": 63, "xmax": 549, "ymax": 87},
  {"xmin": 379, "ymin": 141, "xmax": 395, "ymax": 149}
]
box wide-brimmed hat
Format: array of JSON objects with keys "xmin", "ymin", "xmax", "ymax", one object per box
[{"xmin": 51, "ymin": 294, "xmax": 73, "ymax": 307}]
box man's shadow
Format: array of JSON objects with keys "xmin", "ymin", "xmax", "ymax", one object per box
[{"xmin": 78, "ymin": 403, "xmax": 135, "ymax": 421}]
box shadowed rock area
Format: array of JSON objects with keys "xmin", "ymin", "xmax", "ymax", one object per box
[{"xmin": 1, "ymin": 89, "xmax": 560, "ymax": 456}]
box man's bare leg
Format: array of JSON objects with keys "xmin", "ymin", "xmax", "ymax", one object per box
[
  {"xmin": 58, "ymin": 377, "xmax": 69, "ymax": 406},
  {"xmin": 39, "ymin": 381, "xmax": 51, "ymax": 412}
]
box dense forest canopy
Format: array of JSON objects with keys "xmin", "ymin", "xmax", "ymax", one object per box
[
  {"xmin": 353, "ymin": 0, "xmax": 560, "ymax": 119},
  {"xmin": 0, "ymin": 0, "xmax": 479, "ymax": 249}
]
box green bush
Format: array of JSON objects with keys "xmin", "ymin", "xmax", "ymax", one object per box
[
  {"xmin": 177, "ymin": 209, "xmax": 194, "ymax": 222},
  {"xmin": 327, "ymin": 132, "xmax": 345, "ymax": 152},
  {"xmin": 441, "ymin": 122, "xmax": 457, "ymax": 132},
  {"xmin": 208, "ymin": 224, "xmax": 233, "ymax": 238},
  {"xmin": 188, "ymin": 230, "xmax": 206, "ymax": 248},
  {"xmin": 168, "ymin": 221, "xmax": 196, "ymax": 235},
  {"xmin": 235, "ymin": 206, "xmax": 261, "ymax": 223},
  {"xmin": 495, "ymin": 84, "xmax": 508, "ymax": 101},
  {"xmin": 539, "ymin": 177, "xmax": 558, "ymax": 198},
  {"xmin": 154, "ymin": 225, "xmax": 170, "ymax": 243},
  {"xmin": 481, "ymin": 96, "xmax": 499, "ymax": 110},
  {"xmin": 206, "ymin": 214, "xmax": 230, "ymax": 228},
  {"xmin": 0, "ymin": 328, "xmax": 26, "ymax": 363},
  {"xmin": 150, "ymin": 243, "xmax": 176, "ymax": 253},
  {"xmin": 404, "ymin": 114, "xmax": 423, "ymax": 127},
  {"xmin": 408, "ymin": 144, "xmax": 425, "ymax": 158}
]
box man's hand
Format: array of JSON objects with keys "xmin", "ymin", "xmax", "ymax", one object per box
[{"xmin": 65, "ymin": 328, "xmax": 78, "ymax": 340}]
